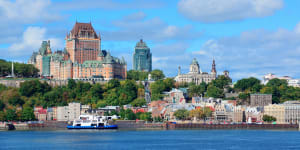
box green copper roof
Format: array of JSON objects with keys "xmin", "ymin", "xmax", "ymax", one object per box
[{"xmin": 191, "ymin": 58, "xmax": 199, "ymax": 65}]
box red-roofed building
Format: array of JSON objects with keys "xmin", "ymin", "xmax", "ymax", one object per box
[{"xmin": 34, "ymin": 106, "xmax": 47, "ymax": 121}]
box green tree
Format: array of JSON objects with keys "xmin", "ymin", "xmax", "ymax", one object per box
[
  {"xmin": 267, "ymin": 78, "xmax": 287, "ymax": 87},
  {"xmin": 262, "ymin": 115, "xmax": 276, "ymax": 122},
  {"xmin": 234, "ymin": 77, "xmax": 261, "ymax": 92},
  {"xmin": 107, "ymin": 79, "xmax": 121, "ymax": 90},
  {"xmin": 8, "ymin": 93, "xmax": 24, "ymax": 106},
  {"xmin": 150, "ymin": 80, "xmax": 165, "ymax": 101},
  {"xmin": 0, "ymin": 84, "xmax": 7, "ymax": 92},
  {"xmin": 124, "ymin": 109, "xmax": 136, "ymax": 120},
  {"xmin": 174, "ymin": 109, "xmax": 189, "ymax": 120},
  {"xmin": 211, "ymin": 75, "xmax": 232, "ymax": 89},
  {"xmin": 150, "ymin": 69, "xmax": 165, "ymax": 81},
  {"xmin": 6, "ymin": 109, "xmax": 16, "ymax": 121},
  {"xmin": 91, "ymin": 83, "xmax": 103, "ymax": 99},
  {"xmin": 118, "ymin": 80, "xmax": 137, "ymax": 105},
  {"xmin": 0, "ymin": 111, "xmax": 5, "ymax": 121},
  {"xmin": 163, "ymin": 78, "xmax": 175, "ymax": 91},
  {"xmin": 21, "ymin": 106, "xmax": 35, "ymax": 121},
  {"xmin": 0, "ymin": 100, "xmax": 5, "ymax": 111},
  {"xmin": 68, "ymin": 79, "xmax": 76, "ymax": 89},
  {"xmin": 19, "ymin": 80, "xmax": 51, "ymax": 97},
  {"xmin": 127, "ymin": 70, "xmax": 149, "ymax": 81},
  {"xmin": 138, "ymin": 112, "xmax": 152, "ymax": 121},
  {"xmin": 188, "ymin": 82, "xmax": 207, "ymax": 97},
  {"xmin": 131, "ymin": 98, "xmax": 146, "ymax": 107},
  {"xmin": 206, "ymin": 85, "xmax": 223, "ymax": 98}
]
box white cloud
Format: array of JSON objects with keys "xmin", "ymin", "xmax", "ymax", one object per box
[
  {"xmin": 196, "ymin": 22, "xmax": 300, "ymax": 80},
  {"xmin": 8, "ymin": 26, "xmax": 62, "ymax": 57},
  {"xmin": 0, "ymin": 0, "xmax": 61, "ymax": 23},
  {"xmin": 178, "ymin": 0, "xmax": 283, "ymax": 23},
  {"xmin": 103, "ymin": 13, "xmax": 201, "ymax": 42},
  {"xmin": 53, "ymin": 0, "xmax": 164, "ymax": 10},
  {"xmin": 150, "ymin": 22, "xmax": 300, "ymax": 81}
]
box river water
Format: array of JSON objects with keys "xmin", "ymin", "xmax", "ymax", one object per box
[{"xmin": 1, "ymin": 129, "xmax": 300, "ymax": 150}]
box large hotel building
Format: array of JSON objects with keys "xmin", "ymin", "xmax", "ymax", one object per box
[{"xmin": 28, "ymin": 22, "xmax": 127, "ymax": 80}]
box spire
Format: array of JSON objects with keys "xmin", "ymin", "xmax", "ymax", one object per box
[
  {"xmin": 211, "ymin": 58, "xmax": 216, "ymax": 74},
  {"xmin": 178, "ymin": 66, "xmax": 181, "ymax": 75}
]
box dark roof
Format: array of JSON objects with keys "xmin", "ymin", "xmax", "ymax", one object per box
[{"xmin": 70, "ymin": 22, "xmax": 99, "ymax": 39}]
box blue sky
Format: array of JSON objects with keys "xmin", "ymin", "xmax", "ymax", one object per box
[{"xmin": 0, "ymin": 0, "xmax": 300, "ymax": 81}]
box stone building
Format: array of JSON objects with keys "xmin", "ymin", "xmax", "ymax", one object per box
[
  {"xmin": 133, "ymin": 39, "xmax": 152, "ymax": 72},
  {"xmin": 283, "ymin": 101, "xmax": 300, "ymax": 124},
  {"xmin": 288, "ymin": 79, "xmax": 300, "ymax": 87},
  {"xmin": 164, "ymin": 88, "xmax": 188, "ymax": 104},
  {"xmin": 175, "ymin": 58, "xmax": 218, "ymax": 85},
  {"xmin": 264, "ymin": 104, "xmax": 285, "ymax": 124},
  {"xmin": 28, "ymin": 22, "xmax": 127, "ymax": 80},
  {"xmin": 56, "ymin": 102, "xmax": 82, "ymax": 121},
  {"xmin": 250, "ymin": 94, "xmax": 272, "ymax": 107}
]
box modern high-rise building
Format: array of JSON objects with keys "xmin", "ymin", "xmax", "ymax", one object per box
[
  {"xmin": 133, "ymin": 39, "xmax": 152, "ymax": 72},
  {"xmin": 28, "ymin": 22, "xmax": 127, "ymax": 80}
]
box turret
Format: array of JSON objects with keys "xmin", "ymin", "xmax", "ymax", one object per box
[
  {"xmin": 211, "ymin": 58, "xmax": 216, "ymax": 77},
  {"xmin": 223, "ymin": 70, "xmax": 229, "ymax": 78}
]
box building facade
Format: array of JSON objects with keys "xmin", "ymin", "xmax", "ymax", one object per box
[
  {"xmin": 250, "ymin": 94, "xmax": 272, "ymax": 107},
  {"xmin": 133, "ymin": 39, "xmax": 152, "ymax": 72},
  {"xmin": 28, "ymin": 22, "xmax": 127, "ymax": 80},
  {"xmin": 283, "ymin": 101, "xmax": 300, "ymax": 124},
  {"xmin": 288, "ymin": 79, "xmax": 300, "ymax": 87},
  {"xmin": 175, "ymin": 58, "xmax": 219, "ymax": 85},
  {"xmin": 262, "ymin": 73, "xmax": 292, "ymax": 85},
  {"xmin": 264, "ymin": 104, "xmax": 285, "ymax": 124}
]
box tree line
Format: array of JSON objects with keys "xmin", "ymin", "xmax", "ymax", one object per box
[{"xmin": 0, "ymin": 59, "xmax": 39, "ymax": 78}]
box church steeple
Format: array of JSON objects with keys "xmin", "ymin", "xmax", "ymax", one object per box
[{"xmin": 211, "ymin": 58, "xmax": 216, "ymax": 75}]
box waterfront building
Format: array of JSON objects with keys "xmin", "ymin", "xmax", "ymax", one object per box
[
  {"xmin": 68, "ymin": 102, "xmax": 81, "ymax": 121},
  {"xmin": 56, "ymin": 106, "xmax": 69, "ymax": 121},
  {"xmin": 264, "ymin": 104, "xmax": 285, "ymax": 124},
  {"xmin": 80, "ymin": 105, "xmax": 91, "ymax": 115},
  {"xmin": 283, "ymin": 101, "xmax": 300, "ymax": 124},
  {"xmin": 245, "ymin": 106, "xmax": 263, "ymax": 122},
  {"xmin": 34, "ymin": 106, "xmax": 48, "ymax": 121},
  {"xmin": 148, "ymin": 100, "xmax": 168, "ymax": 119},
  {"xmin": 232, "ymin": 106, "xmax": 243, "ymax": 123},
  {"xmin": 28, "ymin": 22, "xmax": 127, "ymax": 80},
  {"xmin": 214, "ymin": 104, "xmax": 228, "ymax": 121},
  {"xmin": 250, "ymin": 94, "xmax": 272, "ymax": 107},
  {"xmin": 175, "ymin": 58, "xmax": 221, "ymax": 85},
  {"xmin": 133, "ymin": 39, "xmax": 152, "ymax": 72}
]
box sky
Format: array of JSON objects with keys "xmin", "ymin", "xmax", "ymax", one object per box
[{"xmin": 0, "ymin": 0, "xmax": 300, "ymax": 81}]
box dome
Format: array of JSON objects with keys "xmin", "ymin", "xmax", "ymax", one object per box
[{"xmin": 190, "ymin": 58, "xmax": 199, "ymax": 65}]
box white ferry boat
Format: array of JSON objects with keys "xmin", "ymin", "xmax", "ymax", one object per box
[{"xmin": 67, "ymin": 115, "xmax": 118, "ymax": 129}]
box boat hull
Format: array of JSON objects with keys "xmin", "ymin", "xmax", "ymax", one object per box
[{"xmin": 67, "ymin": 125, "xmax": 118, "ymax": 129}]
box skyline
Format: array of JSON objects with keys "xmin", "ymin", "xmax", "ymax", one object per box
[{"xmin": 0, "ymin": 0, "xmax": 300, "ymax": 81}]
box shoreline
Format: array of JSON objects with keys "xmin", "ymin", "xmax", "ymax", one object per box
[{"xmin": 1, "ymin": 121, "xmax": 299, "ymax": 131}]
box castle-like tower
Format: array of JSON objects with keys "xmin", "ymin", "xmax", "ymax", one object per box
[
  {"xmin": 28, "ymin": 22, "xmax": 127, "ymax": 81},
  {"xmin": 66, "ymin": 22, "xmax": 101, "ymax": 64}
]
